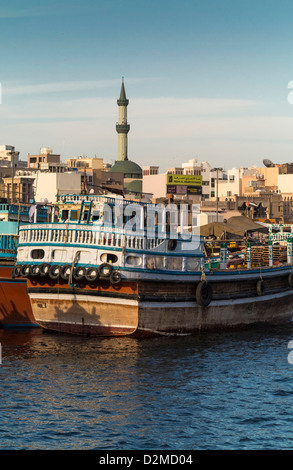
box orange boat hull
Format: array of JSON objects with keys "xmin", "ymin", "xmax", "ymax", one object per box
[{"xmin": 0, "ymin": 264, "xmax": 38, "ymax": 328}]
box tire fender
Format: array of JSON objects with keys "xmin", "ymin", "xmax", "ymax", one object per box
[{"xmin": 196, "ymin": 280, "xmax": 212, "ymax": 306}]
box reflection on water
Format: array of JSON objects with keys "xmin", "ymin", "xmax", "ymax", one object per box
[{"xmin": 1, "ymin": 323, "xmax": 293, "ymax": 449}]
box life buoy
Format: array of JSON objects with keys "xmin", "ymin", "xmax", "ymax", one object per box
[
  {"xmin": 73, "ymin": 266, "xmax": 86, "ymax": 281},
  {"xmin": 48, "ymin": 264, "xmax": 60, "ymax": 280},
  {"xmin": 256, "ymin": 279, "xmax": 264, "ymax": 296},
  {"xmin": 60, "ymin": 264, "xmax": 71, "ymax": 280},
  {"xmin": 110, "ymin": 270, "xmax": 122, "ymax": 285},
  {"xmin": 85, "ymin": 267, "xmax": 99, "ymax": 282},
  {"xmin": 40, "ymin": 263, "xmax": 50, "ymax": 276},
  {"xmin": 98, "ymin": 263, "xmax": 113, "ymax": 278},
  {"xmin": 167, "ymin": 239, "xmax": 177, "ymax": 251},
  {"xmin": 196, "ymin": 280, "xmax": 212, "ymax": 306},
  {"xmin": 289, "ymin": 273, "xmax": 293, "ymax": 289}
]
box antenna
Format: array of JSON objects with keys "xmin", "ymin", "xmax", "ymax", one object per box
[{"xmin": 263, "ymin": 159, "xmax": 275, "ymax": 168}]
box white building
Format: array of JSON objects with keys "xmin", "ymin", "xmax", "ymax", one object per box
[
  {"xmin": 217, "ymin": 168, "xmax": 242, "ymax": 199},
  {"xmin": 278, "ymin": 174, "xmax": 293, "ymax": 194},
  {"xmin": 34, "ymin": 171, "xmax": 82, "ymax": 203}
]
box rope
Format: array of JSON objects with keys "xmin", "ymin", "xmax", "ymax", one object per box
[
  {"xmin": 69, "ymin": 250, "xmax": 81, "ymax": 286},
  {"xmin": 200, "ymin": 261, "xmax": 206, "ymax": 281}
]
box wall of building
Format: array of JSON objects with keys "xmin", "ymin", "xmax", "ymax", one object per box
[
  {"xmin": 143, "ymin": 173, "xmax": 167, "ymax": 199},
  {"xmin": 217, "ymin": 168, "xmax": 241, "ymax": 198},
  {"xmin": 278, "ymin": 174, "xmax": 293, "ymax": 194},
  {"xmin": 34, "ymin": 171, "xmax": 81, "ymax": 203}
]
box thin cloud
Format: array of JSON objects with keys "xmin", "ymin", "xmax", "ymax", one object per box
[
  {"xmin": 5, "ymin": 80, "xmax": 122, "ymax": 96},
  {"xmin": 3, "ymin": 77, "xmax": 162, "ymax": 97}
]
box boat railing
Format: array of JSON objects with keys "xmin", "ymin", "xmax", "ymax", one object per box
[
  {"xmin": 270, "ymin": 232, "xmax": 292, "ymax": 242},
  {"xmin": 18, "ymin": 224, "xmax": 169, "ymax": 251},
  {"xmin": 57, "ymin": 194, "xmax": 136, "ymax": 206},
  {"xmin": 0, "ymin": 233, "xmax": 18, "ymax": 256}
]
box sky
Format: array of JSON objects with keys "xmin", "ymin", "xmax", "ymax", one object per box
[{"xmin": 1, "ymin": 0, "xmax": 293, "ymax": 171}]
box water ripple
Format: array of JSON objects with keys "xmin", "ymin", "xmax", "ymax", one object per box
[{"xmin": 1, "ymin": 324, "xmax": 293, "ymax": 449}]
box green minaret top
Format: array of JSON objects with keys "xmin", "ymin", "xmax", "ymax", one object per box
[{"xmin": 117, "ymin": 77, "xmax": 129, "ymax": 106}]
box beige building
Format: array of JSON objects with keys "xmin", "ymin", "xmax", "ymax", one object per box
[
  {"xmin": 28, "ymin": 148, "xmax": 61, "ymax": 169},
  {"xmin": 3, "ymin": 175, "xmax": 34, "ymax": 203},
  {"xmin": 241, "ymin": 166, "xmax": 279, "ymax": 196},
  {"xmin": 66, "ymin": 156, "xmax": 104, "ymax": 170}
]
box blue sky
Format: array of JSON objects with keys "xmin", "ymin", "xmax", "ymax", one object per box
[{"xmin": 1, "ymin": 0, "xmax": 293, "ymax": 171}]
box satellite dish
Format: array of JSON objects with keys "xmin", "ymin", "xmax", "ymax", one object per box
[{"xmin": 263, "ymin": 159, "xmax": 275, "ymax": 168}]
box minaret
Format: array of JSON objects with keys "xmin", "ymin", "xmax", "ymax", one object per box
[{"xmin": 116, "ymin": 78, "xmax": 130, "ymax": 161}]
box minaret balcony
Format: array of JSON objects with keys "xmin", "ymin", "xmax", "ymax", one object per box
[
  {"xmin": 117, "ymin": 99, "xmax": 129, "ymax": 106},
  {"xmin": 116, "ymin": 123, "xmax": 130, "ymax": 133}
]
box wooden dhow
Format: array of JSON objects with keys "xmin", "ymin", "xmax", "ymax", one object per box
[{"xmin": 12, "ymin": 195, "xmax": 293, "ymax": 336}]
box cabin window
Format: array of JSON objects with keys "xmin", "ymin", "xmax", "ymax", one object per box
[
  {"xmin": 82, "ymin": 211, "xmax": 89, "ymax": 221},
  {"xmin": 100, "ymin": 253, "xmax": 118, "ymax": 264},
  {"xmin": 31, "ymin": 249, "xmax": 45, "ymax": 260},
  {"xmin": 79, "ymin": 251, "xmax": 92, "ymax": 264},
  {"xmin": 126, "ymin": 255, "xmax": 142, "ymax": 266},
  {"xmin": 61, "ymin": 210, "xmax": 69, "ymax": 221},
  {"xmin": 52, "ymin": 249, "xmax": 67, "ymax": 261},
  {"xmin": 166, "ymin": 257, "xmax": 182, "ymax": 271},
  {"xmin": 186, "ymin": 258, "xmax": 201, "ymax": 272},
  {"xmin": 146, "ymin": 256, "xmax": 164, "ymax": 270},
  {"xmin": 70, "ymin": 210, "xmax": 78, "ymax": 221}
]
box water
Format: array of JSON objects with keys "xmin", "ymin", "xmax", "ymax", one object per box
[{"xmin": 1, "ymin": 323, "xmax": 293, "ymax": 450}]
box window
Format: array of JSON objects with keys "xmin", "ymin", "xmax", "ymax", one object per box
[
  {"xmin": 126, "ymin": 255, "xmax": 142, "ymax": 266},
  {"xmin": 31, "ymin": 249, "xmax": 45, "ymax": 259},
  {"xmin": 61, "ymin": 209, "xmax": 69, "ymax": 220},
  {"xmin": 70, "ymin": 210, "xmax": 78, "ymax": 221},
  {"xmin": 101, "ymin": 253, "xmax": 118, "ymax": 264}
]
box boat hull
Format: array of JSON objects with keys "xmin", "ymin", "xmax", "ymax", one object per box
[
  {"xmin": 25, "ymin": 267, "xmax": 293, "ymax": 336},
  {"xmin": 0, "ymin": 263, "xmax": 38, "ymax": 328}
]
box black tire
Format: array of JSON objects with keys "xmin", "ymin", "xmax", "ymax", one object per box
[
  {"xmin": 98, "ymin": 263, "xmax": 113, "ymax": 278},
  {"xmin": 289, "ymin": 273, "xmax": 293, "ymax": 289},
  {"xmin": 48, "ymin": 264, "xmax": 61, "ymax": 280},
  {"xmin": 60, "ymin": 264, "xmax": 72, "ymax": 280},
  {"xmin": 20, "ymin": 264, "xmax": 30, "ymax": 277},
  {"xmin": 167, "ymin": 239, "xmax": 177, "ymax": 251},
  {"xmin": 29, "ymin": 265, "xmax": 41, "ymax": 276},
  {"xmin": 110, "ymin": 270, "xmax": 122, "ymax": 285},
  {"xmin": 40, "ymin": 263, "xmax": 50, "ymax": 276},
  {"xmin": 256, "ymin": 280, "xmax": 264, "ymax": 296},
  {"xmin": 73, "ymin": 266, "xmax": 86, "ymax": 281},
  {"xmin": 196, "ymin": 280, "xmax": 212, "ymax": 306},
  {"xmin": 85, "ymin": 267, "xmax": 99, "ymax": 282},
  {"xmin": 12, "ymin": 265, "xmax": 21, "ymax": 278}
]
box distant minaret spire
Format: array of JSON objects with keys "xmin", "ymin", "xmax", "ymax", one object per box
[{"xmin": 116, "ymin": 77, "xmax": 130, "ymax": 161}]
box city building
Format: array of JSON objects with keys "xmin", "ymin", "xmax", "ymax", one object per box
[
  {"xmin": 34, "ymin": 171, "xmax": 82, "ymax": 203},
  {"xmin": 143, "ymin": 160, "xmax": 203, "ymax": 202},
  {"xmin": 2, "ymin": 175, "xmax": 35, "ymax": 204},
  {"xmin": 241, "ymin": 166, "xmax": 279, "ymax": 196},
  {"xmin": 66, "ymin": 156, "xmax": 104, "ymax": 171},
  {"xmin": 28, "ymin": 147, "xmax": 61, "ymax": 169}
]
